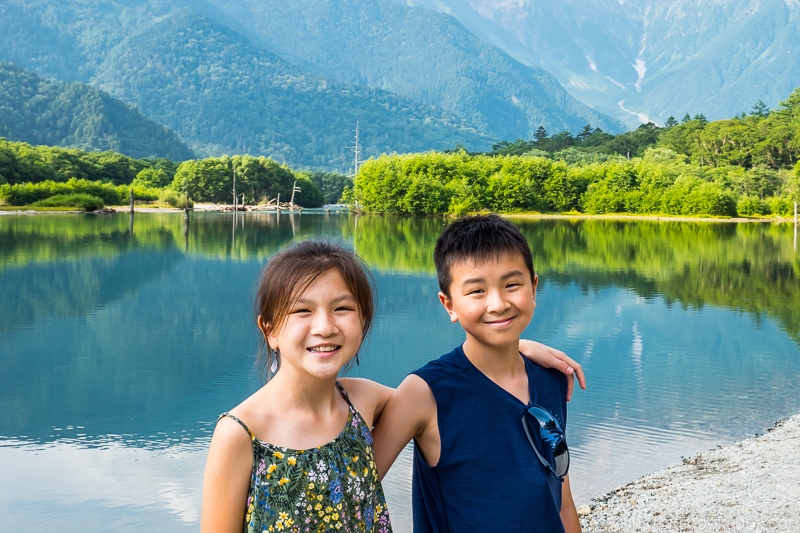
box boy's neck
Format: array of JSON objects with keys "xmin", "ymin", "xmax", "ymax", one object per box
[{"xmin": 462, "ymin": 336, "xmax": 529, "ymax": 401}]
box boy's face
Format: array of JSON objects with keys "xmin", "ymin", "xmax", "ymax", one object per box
[{"xmin": 439, "ymin": 252, "xmax": 538, "ymax": 353}]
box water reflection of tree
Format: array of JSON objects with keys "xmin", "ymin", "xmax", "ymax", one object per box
[{"xmin": 351, "ymin": 217, "xmax": 800, "ymax": 344}]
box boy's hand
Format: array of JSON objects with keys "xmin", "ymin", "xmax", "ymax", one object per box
[{"xmin": 519, "ymin": 340, "xmax": 586, "ymax": 401}]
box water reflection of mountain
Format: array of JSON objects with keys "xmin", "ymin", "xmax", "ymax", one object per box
[
  {"xmin": 0, "ymin": 250, "xmax": 184, "ymax": 334},
  {"xmin": 0, "ymin": 255, "xmax": 264, "ymax": 444}
]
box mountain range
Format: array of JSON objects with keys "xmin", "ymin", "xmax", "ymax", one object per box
[
  {"xmin": 0, "ymin": 0, "xmax": 622, "ymax": 170},
  {"xmin": 408, "ymin": 0, "xmax": 800, "ymax": 128},
  {"xmin": 0, "ymin": 0, "xmax": 794, "ymax": 170}
]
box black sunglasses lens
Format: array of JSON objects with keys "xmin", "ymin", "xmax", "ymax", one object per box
[
  {"xmin": 524, "ymin": 406, "xmax": 569, "ymax": 479},
  {"xmin": 553, "ymin": 441, "xmax": 569, "ymax": 478}
]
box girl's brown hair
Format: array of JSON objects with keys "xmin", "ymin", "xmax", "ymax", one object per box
[{"xmin": 255, "ymin": 241, "xmax": 375, "ymax": 380}]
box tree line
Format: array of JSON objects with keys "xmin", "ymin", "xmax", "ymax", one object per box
[
  {"xmin": 0, "ymin": 137, "xmax": 352, "ymax": 209},
  {"xmin": 349, "ymin": 88, "xmax": 800, "ymax": 217}
]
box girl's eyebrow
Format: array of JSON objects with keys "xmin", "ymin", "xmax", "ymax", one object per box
[{"xmin": 295, "ymin": 293, "xmax": 356, "ymax": 304}]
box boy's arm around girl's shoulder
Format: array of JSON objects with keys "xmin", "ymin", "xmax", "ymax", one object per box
[
  {"xmin": 518, "ymin": 340, "xmax": 587, "ymax": 402},
  {"xmin": 337, "ymin": 377, "xmax": 393, "ymax": 429},
  {"xmin": 371, "ymin": 373, "xmax": 439, "ymax": 480},
  {"xmin": 200, "ymin": 415, "xmax": 255, "ymax": 533}
]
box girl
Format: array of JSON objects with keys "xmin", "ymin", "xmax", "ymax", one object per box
[{"xmin": 201, "ymin": 241, "xmax": 583, "ymax": 533}]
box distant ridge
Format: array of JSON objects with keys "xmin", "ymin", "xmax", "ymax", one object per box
[
  {"xmin": 0, "ymin": 62, "xmax": 195, "ymax": 161},
  {"xmin": 408, "ymin": 0, "xmax": 800, "ymax": 128}
]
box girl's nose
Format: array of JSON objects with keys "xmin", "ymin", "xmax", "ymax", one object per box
[{"xmin": 311, "ymin": 311, "xmax": 338, "ymax": 336}]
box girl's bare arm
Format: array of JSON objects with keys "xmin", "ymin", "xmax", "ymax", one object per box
[{"xmin": 201, "ymin": 417, "xmax": 254, "ymax": 533}]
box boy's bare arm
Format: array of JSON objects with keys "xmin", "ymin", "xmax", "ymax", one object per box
[
  {"xmin": 372, "ymin": 374, "xmax": 438, "ymax": 479},
  {"xmin": 519, "ymin": 340, "xmax": 587, "ymax": 401},
  {"xmin": 338, "ymin": 377, "xmax": 394, "ymax": 428},
  {"xmin": 560, "ymin": 474, "xmax": 582, "ymax": 533}
]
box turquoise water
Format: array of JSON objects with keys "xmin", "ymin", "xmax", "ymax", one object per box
[{"xmin": 1, "ymin": 212, "xmax": 799, "ymax": 532}]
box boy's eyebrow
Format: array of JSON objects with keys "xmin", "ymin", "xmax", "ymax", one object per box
[
  {"xmin": 501, "ymin": 269, "xmax": 527, "ymax": 280},
  {"xmin": 460, "ymin": 269, "xmax": 526, "ymax": 286}
]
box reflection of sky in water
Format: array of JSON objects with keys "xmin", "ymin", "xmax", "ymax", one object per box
[
  {"xmin": 0, "ymin": 437, "xmax": 204, "ymax": 531},
  {"xmin": 2, "ymin": 214, "xmax": 799, "ymax": 532}
]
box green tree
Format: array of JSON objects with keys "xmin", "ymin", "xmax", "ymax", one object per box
[
  {"xmin": 576, "ymin": 124, "xmax": 593, "ymax": 142},
  {"xmin": 308, "ymin": 171, "xmax": 353, "ymax": 204},
  {"xmin": 750, "ymin": 100, "xmax": 769, "ymax": 118},
  {"xmin": 133, "ymin": 168, "xmax": 168, "ymax": 188}
]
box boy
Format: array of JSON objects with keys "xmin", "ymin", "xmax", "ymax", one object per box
[{"xmin": 373, "ymin": 214, "xmax": 581, "ymax": 532}]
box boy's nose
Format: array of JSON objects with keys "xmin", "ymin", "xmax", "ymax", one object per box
[{"xmin": 486, "ymin": 290, "xmax": 510, "ymax": 313}]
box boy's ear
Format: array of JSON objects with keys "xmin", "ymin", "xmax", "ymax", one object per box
[
  {"xmin": 438, "ymin": 292, "xmax": 459, "ymax": 323},
  {"xmin": 532, "ymin": 273, "xmax": 539, "ymax": 300}
]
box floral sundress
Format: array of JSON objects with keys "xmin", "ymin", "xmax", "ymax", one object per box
[{"xmin": 219, "ymin": 384, "xmax": 392, "ymax": 533}]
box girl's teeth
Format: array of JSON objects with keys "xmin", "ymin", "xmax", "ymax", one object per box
[{"xmin": 310, "ymin": 346, "xmax": 337, "ymax": 352}]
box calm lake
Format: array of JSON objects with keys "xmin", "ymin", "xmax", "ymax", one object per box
[{"xmin": 1, "ymin": 212, "xmax": 799, "ymax": 532}]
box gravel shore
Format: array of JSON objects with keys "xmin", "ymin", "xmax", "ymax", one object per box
[{"xmin": 579, "ymin": 414, "xmax": 800, "ymax": 532}]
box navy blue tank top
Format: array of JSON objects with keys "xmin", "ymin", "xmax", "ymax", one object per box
[{"xmin": 411, "ymin": 345, "xmax": 568, "ymax": 533}]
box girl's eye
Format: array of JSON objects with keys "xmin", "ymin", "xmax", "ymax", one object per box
[
  {"xmin": 335, "ymin": 306, "xmax": 356, "ymax": 312},
  {"xmin": 291, "ymin": 308, "xmax": 311, "ymax": 315}
]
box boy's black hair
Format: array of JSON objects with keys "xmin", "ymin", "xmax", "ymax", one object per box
[{"xmin": 434, "ymin": 214, "xmax": 535, "ymax": 297}]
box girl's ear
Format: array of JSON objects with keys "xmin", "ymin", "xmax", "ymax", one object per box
[{"xmin": 258, "ymin": 315, "xmax": 277, "ymax": 349}]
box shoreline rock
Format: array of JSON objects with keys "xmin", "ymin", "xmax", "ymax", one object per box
[{"xmin": 579, "ymin": 414, "xmax": 800, "ymax": 532}]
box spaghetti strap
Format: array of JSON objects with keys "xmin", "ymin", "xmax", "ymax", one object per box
[
  {"xmin": 335, "ymin": 380, "xmax": 353, "ymax": 405},
  {"xmin": 218, "ymin": 412, "xmax": 255, "ymax": 441}
]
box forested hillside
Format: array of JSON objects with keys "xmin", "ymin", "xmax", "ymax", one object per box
[
  {"xmin": 0, "ymin": 0, "xmax": 621, "ymax": 171},
  {"xmin": 197, "ymin": 0, "xmax": 624, "ymax": 140},
  {"xmin": 91, "ymin": 10, "xmax": 488, "ymax": 170},
  {"xmin": 0, "ymin": 63, "xmax": 194, "ymax": 161}
]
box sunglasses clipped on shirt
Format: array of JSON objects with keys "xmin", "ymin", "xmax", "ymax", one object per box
[{"xmin": 521, "ymin": 404, "xmax": 570, "ymax": 481}]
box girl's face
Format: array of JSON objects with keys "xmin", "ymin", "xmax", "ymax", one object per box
[{"xmin": 265, "ymin": 268, "xmax": 364, "ymax": 381}]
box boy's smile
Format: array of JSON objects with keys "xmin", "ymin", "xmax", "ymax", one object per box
[{"xmin": 439, "ymin": 252, "xmax": 538, "ymax": 356}]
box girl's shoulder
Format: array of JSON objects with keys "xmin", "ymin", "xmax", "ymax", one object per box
[
  {"xmin": 217, "ymin": 385, "xmax": 276, "ymax": 440},
  {"xmin": 337, "ymin": 378, "xmax": 394, "ymax": 428}
]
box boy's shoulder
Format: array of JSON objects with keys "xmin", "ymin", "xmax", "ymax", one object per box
[
  {"xmin": 411, "ymin": 345, "xmax": 466, "ymax": 384},
  {"xmin": 525, "ymin": 358, "xmax": 569, "ymax": 396}
]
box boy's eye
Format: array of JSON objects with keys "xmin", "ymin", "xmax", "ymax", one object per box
[{"xmin": 467, "ymin": 288, "xmax": 484, "ymax": 295}]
